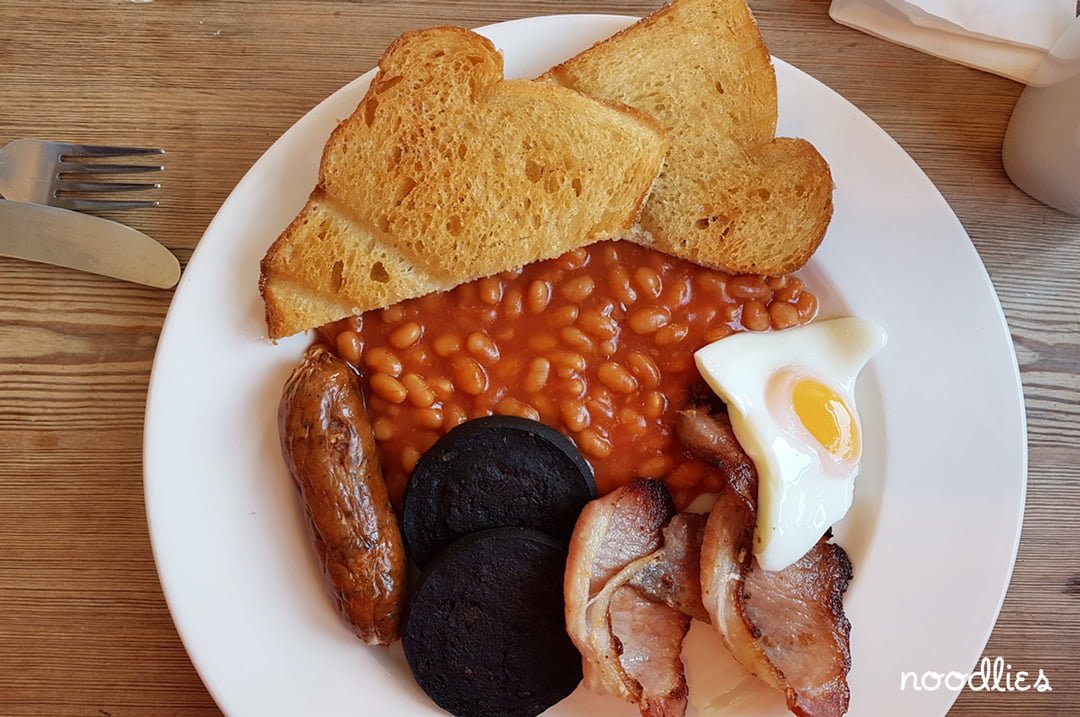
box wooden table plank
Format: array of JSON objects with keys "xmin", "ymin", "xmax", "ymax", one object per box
[{"xmin": 0, "ymin": 1, "xmax": 1076, "ymax": 715}]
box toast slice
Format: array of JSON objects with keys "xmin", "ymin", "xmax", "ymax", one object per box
[
  {"xmin": 260, "ymin": 27, "xmax": 667, "ymax": 339},
  {"xmin": 544, "ymin": 0, "xmax": 833, "ymax": 275}
]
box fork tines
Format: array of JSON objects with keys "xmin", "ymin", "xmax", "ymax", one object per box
[
  {"xmin": 55, "ymin": 145, "xmax": 164, "ymax": 210},
  {"xmin": 57, "ymin": 145, "xmax": 165, "ymax": 159}
]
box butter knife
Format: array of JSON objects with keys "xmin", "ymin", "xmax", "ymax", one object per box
[{"xmin": 0, "ymin": 199, "xmax": 180, "ymax": 288}]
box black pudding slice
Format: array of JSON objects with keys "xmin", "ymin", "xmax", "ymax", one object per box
[
  {"xmin": 402, "ymin": 416, "xmax": 596, "ymax": 568},
  {"xmin": 402, "ymin": 528, "xmax": 582, "ymax": 717}
]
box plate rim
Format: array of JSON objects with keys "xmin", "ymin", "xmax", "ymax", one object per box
[{"xmin": 143, "ymin": 12, "xmax": 1028, "ymax": 717}]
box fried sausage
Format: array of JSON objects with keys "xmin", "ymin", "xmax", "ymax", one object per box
[{"xmin": 278, "ymin": 345, "xmax": 407, "ymax": 645}]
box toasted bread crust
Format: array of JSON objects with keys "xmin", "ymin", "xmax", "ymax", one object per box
[
  {"xmin": 640, "ymin": 137, "xmax": 834, "ymax": 275},
  {"xmin": 546, "ymin": 0, "xmax": 833, "ymax": 276},
  {"xmin": 259, "ymin": 27, "xmax": 667, "ymax": 339}
]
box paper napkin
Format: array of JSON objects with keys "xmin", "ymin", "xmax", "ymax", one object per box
[{"xmin": 830, "ymin": 0, "xmax": 1078, "ymax": 83}]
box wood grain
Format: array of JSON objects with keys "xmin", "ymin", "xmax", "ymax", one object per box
[{"xmin": 0, "ymin": 1, "xmax": 1077, "ymax": 715}]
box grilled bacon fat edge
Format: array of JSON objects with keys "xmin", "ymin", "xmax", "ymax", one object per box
[
  {"xmin": 677, "ymin": 407, "xmax": 853, "ymax": 717},
  {"xmin": 278, "ymin": 345, "xmax": 408, "ymax": 645},
  {"xmin": 565, "ymin": 479, "xmax": 693, "ymax": 717}
]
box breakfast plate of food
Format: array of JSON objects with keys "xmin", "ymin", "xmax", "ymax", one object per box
[{"xmin": 143, "ymin": 1, "xmax": 1027, "ymax": 716}]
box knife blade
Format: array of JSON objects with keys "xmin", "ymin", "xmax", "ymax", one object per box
[{"xmin": 0, "ymin": 199, "xmax": 180, "ymax": 288}]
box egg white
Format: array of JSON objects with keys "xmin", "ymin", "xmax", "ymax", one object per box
[{"xmin": 695, "ymin": 317, "xmax": 887, "ymax": 571}]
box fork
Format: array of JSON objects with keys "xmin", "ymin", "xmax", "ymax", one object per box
[{"xmin": 0, "ymin": 139, "xmax": 164, "ymax": 212}]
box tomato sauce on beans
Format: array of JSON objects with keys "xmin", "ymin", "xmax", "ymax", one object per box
[{"xmin": 321, "ymin": 240, "xmax": 818, "ymax": 510}]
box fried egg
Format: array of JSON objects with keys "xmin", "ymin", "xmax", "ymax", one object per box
[{"xmin": 695, "ymin": 317, "xmax": 887, "ymax": 571}]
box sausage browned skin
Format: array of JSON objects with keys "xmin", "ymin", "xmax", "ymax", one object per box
[{"xmin": 278, "ymin": 345, "xmax": 408, "ymax": 645}]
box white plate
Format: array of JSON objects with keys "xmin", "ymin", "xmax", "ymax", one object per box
[{"xmin": 144, "ymin": 14, "xmax": 1027, "ymax": 717}]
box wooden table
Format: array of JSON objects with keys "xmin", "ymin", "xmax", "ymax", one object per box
[{"xmin": 1, "ymin": 1, "xmax": 1077, "ymax": 715}]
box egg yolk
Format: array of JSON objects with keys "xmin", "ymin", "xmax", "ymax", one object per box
[{"xmin": 791, "ymin": 379, "xmax": 860, "ymax": 461}]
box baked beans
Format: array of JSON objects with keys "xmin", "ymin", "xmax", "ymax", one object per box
[
  {"xmin": 336, "ymin": 330, "xmax": 363, "ymax": 366},
  {"xmin": 370, "ymin": 373, "xmax": 407, "ymax": 404},
  {"xmin": 401, "ymin": 446, "xmax": 421, "ymax": 474},
  {"xmin": 429, "ymin": 376, "xmax": 454, "ymax": 400},
  {"xmin": 413, "ymin": 407, "xmax": 444, "ymax": 430},
  {"xmin": 527, "ymin": 280, "xmax": 552, "ymax": 314},
  {"xmin": 643, "ymin": 390, "xmax": 667, "ymax": 420},
  {"xmin": 597, "ymin": 362, "xmax": 638, "ymax": 394},
  {"xmin": 442, "ymin": 404, "xmax": 468, "ymax": 431},
  {"xmin": 633, "ymin": 266, "xmax": 662, "ymax": 298},
  {"xmin": 655, "ymin": 323, "xmax": 689, "ymax": 346},
  {"xmin": 503, "ymin": 287, "xmax": 524, "ymax": 319},
  {"xmin": 372, "ymin": 417, "xmax": 395, "ymax": 442},
  {"xmin": 552, "ymin": 350, "xmax": 586, "ymax": 375},
  {"xmin": 626, "ymin": 351, "xmax": 661, "ymax": 389},
  {"xmin": 728, "ymin": 275, "xmax": 772, "ymax": 302},
  {"xmin": 561, "ymin": 275, "xmax": 595, "ymax": 302},
  {"xmin": 528, "ymin": 333, "xmax": 558, "ymax": 352},
  {"xmin": 432, "ymin": 334, "xmax": 461, "ymax": 358},
  {"xmin": 549, "ymin": 305, "xmax": 579, "ymax": 327},
  {"xmin": 628, "ymin": 306, "xmax": 670, "ymax": 335},
  {"xmin": 639, "ymin": 455, "xmax": 675, "ymax": 478},
  {"xmin": 577, "ymin": 429, "xmax": 613, "ymax": 459},
  {"xmin": 496, "ymin": 397, "xmax": 541, "ymax": 421},
  {"xmin": 561, "ymin": 400, "xmax": 591, "ymax": 432},
  {"xmin": 578, "ymin": 309, "xmax": 618, "ymax": 340},
  {"xmin": 741, "ymin": 300, "xmax": 770, "ymax": 331},
  {"xmin": 452, "ymin": 357, "xmax": 488, "ymax": 396},
  {"xmin": 380, "ymin": 305, "xmax": 406, "ymax": 324},
  {"xmin": 795, "ymin": 291, "xmax": 818, "ymax": 320},
  {"xmin": 618, "ymin": 408, "xmax": 648, "ymax": 436},
  {"xmin": 563, "ymin": 379, "xmax": 586, "ymax": 399},
  {"xmin": 401, "ymin": 373, "xmax": 435, "ymax": 408},
  {"xmin": 364, "ymin": 347, "xmax": 402, "ymax": 377},
  {"xmin": 703, "ymin": 325, "xmax": 733, "ymax": 343},
  {"xmin": 320, "ymin": 240, "xmax": 818, "ymax": 509},
  {"xmin": 559, "ymin": 326, "xmax": 595, "ymax": 352},
  {"xmin": 388, "ymin": 321, "xmax": 422, "ymax": 349},
  {"xmin": 465, "ymin": 331, "xmax": 500, "ymax": 364},
  {"xmin": 769, "ymin": 301, "xmax": 801, "ymax": 330},
  {"xmin": 559, "ymin": 248, "xmax": 589, "ymax": 271},
  {"xmin": 607, "ymin": 265, "xmax": 637, "ymax": 305},
  {"xmin": 662, "ymin": 276, "xmax": 692, "ymax": 308},
  {"xmin": 478, "ymin": 276, "xmax": 503, "ymax": 305}
]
